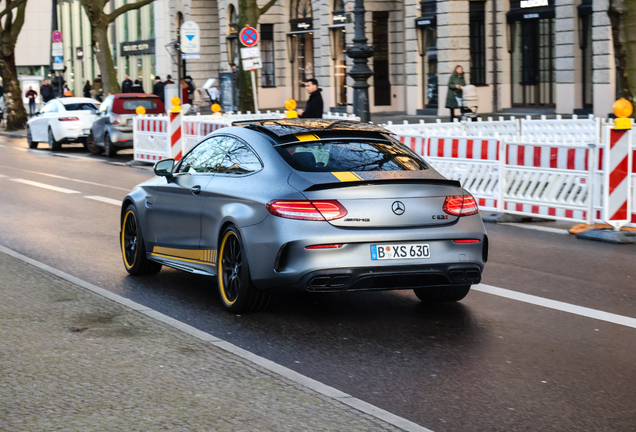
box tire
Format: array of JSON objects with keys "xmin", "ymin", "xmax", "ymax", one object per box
[
  {"xmin": 413, "ymin": 285, "xmax": 471, "ymax": 303},
  {"xmin": 217, "ymin": 226, "xmax": 270, "ymax": 313},
  {"xmin": 104, "ymin": 133, "xmax": 118, "ymax": 157},
  {"xmin": 27, "ymin": 126, "xmax": 37, "ymax": 149},
  {"xmin": 121, "ymin": 204, "xmax": 162, "ymax": 276},
  {"xmin": 85, "ymin": 133, "xmax": 103, "ymax": 155},
  {"xmin": 48, "ymin": 128, "xmax": 61, "ymax": 151}
]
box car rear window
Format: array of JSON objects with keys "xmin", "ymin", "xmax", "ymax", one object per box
[
  {"xmin": 122, "ymin": 99, "xmax": 158, "ymax": 111},
  {"xmin": 63, "ymin": 103, "xmax": 99, "ymax": 111},
  {"xmin": 277, "ymin": 141, "xmax": 429, "ymax": 172}
]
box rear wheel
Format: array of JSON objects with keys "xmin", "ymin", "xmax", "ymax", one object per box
[
  {"xmin": 121, "ymin": 204, "xmax": 162, "ymax": 275},
  {"xmin": 413, "ymin": 285, "xmax": 471, "ymax": 303},
  {"xmin": 48, "ymin": 128, "xmax": 61, "ymax": 151},
  {"xmin": 27, "ymin": 126, "xmax": 37, "ymax": 149},
  {"xmin": 85, "ymin": 133, "xmax": 103, "ymax": 155},
  {"xmin": 104, "ymin": 133, "xmax": 118, "ymax": 157},
  {"xmin": 217, "ymin": 226, "xmax": 270, "ymax": 313}
]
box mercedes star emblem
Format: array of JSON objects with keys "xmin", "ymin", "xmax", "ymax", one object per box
[{"xmin": 392, "ymin": 201, "xmax": 405, "ymax": 215}]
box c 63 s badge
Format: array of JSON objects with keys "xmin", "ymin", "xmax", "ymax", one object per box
[
  {"xmin": 344, "ymin": 218, "xmax": 371, "ymax": 222},
  {"xmin": 433, "ymin": 215, "xmax": 450, "ymax": 220}
]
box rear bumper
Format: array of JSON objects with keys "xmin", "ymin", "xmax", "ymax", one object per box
[
  {"xmin": 240, "ymin": 214, "xmax": 487, "ymax": 291},
  {"xmin": 108, "ymin": 128, "xmax": 133, "ymax": 147}
]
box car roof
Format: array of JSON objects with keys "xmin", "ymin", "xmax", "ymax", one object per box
[
  {"xmin": 231, "ymin": 119, "xmax": 393, "ymax": 144},
  {"xmin": 115, "ymin": 93, "xmax": 160, "ymax": 99},
  {"xmin": 57, "ymin": 97, "xmax": 100, "ymax": 105}
]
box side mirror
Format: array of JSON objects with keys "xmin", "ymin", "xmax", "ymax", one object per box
[{"xmin": 154, "ymin": 158, "xmax": 175, "ymax": 178}]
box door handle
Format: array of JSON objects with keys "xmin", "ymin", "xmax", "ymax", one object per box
[{"xmin": 191, "ymin": 185, "xmax": 201, "ymax": 195}]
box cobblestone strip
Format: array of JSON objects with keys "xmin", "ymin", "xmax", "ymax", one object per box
[{"xmin": 0, "ymin": 246, "xmax": 432, "ymax": 432}]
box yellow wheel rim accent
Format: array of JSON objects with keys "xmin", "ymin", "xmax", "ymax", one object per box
[
  {"xmin": 121, "ymin": 210, "xmax": 136, "ymax": 270},
  {"xmin": 219, "ymin": 231, "xmax": 238, "ymax": 306}
]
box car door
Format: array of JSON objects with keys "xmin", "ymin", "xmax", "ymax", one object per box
[
  {"xmin": 146, "ymin": 135, "xmax": 236, "ymax": 270},
  {"xmin": 199, "ymin": 138, "xmax": 265, "ymax": 254},
  {"xmin": 31, "ymin": 101, "xmax": 57, "ymax": 141},
  {"xmin": 92, "ymin": 96, "xmax": 112, "ymax": 144}
]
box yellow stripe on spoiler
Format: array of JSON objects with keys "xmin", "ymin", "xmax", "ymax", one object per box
[
  {"xmin": 295, "ymin": 133, "xmax": 320, "ymax": 141},
  {"xmin": 332, "ymin": 172, "xmax": 363, "ymax": 182}
]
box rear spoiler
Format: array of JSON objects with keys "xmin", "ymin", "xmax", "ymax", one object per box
[{"xmin": 304, "ymin": 178, "xmax": 461, "ymax": 192}]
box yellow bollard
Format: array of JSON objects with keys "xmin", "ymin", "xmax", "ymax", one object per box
[
  {"xmin": 212, "ymin": 103, "xmax": 222, "ymax": 116},
  {"xmin": 285, "ymin": 98, "xmax": 298, "ymax": 118},
  {"xmin": 171, "ymin": 96, "xmax": 182, "ymax": 114},
  {"xmin": 135, "ymin": 106, "xmax": 146, "ymax": 115},
  {"xmin": 613, "ymin": 98, "xmax": 633, "ymax": 130}
]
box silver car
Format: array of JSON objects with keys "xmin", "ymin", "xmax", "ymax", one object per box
[{"xmin": 120, "ymin": 119, "xmax": 488, "ymax": 313}]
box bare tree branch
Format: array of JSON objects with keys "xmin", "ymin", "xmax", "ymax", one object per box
[
  {"xmin": 9, "ymin": 0, "xmax": 25, "ymax": 42},
  {"xmin": 106, "ymin": 0, "xmax": 154, "ymax": 23},
  {"xmin": 259, "ymin": 0, "xmax": 277, "ymax": 16},
  {"xmin": 0, "ymin": 0, "xmax": 26, "ymax": 20}
]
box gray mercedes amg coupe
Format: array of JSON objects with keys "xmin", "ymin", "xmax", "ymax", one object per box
[{"xmin": 120, "ymin": 119, "xmax": 488, "ymax": 313}]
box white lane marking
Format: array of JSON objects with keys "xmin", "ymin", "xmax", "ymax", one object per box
[
  {"xmin": 10, "ymin": 178, "xmax": 80, "ymax": 194},
  {"xmin": 0, "ymin": 244, "xmax": 431, "ymax": 432},
  {"xmin": 0, "ymin": 174, "xmax": 6, "ymax": 178},
  {"xmin": 84, "ymin": 196, "xmax": 121, "ymax": 206},
  {"xmin": 51, "ymin": 153, "xmax": 98, "ymax": 161},
  {"xmin": 474, "ymin": 284, "xmax": 636, "ymax": 329},
  {"xmin": 500, "ymin": 223, "xmax": 570, "ymax": 235},
  {"xmin": 0, "ymin": 165, "xmax": 130, "ymax": 191}
]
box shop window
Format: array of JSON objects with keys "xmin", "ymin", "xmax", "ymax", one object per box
[
  {"xmin": 469, "ymin": 1, "xmax": 486, "ymax": 86},
  {"xmin": 372, "ymin": 12, "xmax": 391, "ymax": 106},
  {"xmin": 261, "ymin": 24, "xmax": 276, "ymax": 87}
]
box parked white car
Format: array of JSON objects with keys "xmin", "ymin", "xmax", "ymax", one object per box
[{"xmin": 27, "ymin": 98, "xmax": 100, "ymax": 150}]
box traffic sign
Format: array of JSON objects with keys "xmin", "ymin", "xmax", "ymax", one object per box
[
  {"xmin": 51, "ymin": 42, "xmax": 63, "ymax": 56},
  {"xmin": 239, "ymin": 26, "xmax": 259, "ymax": 47},
  {"xmin": 52, "ymin": 30, "xmax": 62, "ymax": 43},
  {"xmin": 240, "ymin": 47, "xmax": 260, "ymax": 58},
  {"xmin": 53, "ymin": 56, "xmax": 64, "ymax": 70},
  {"xmin": 180, "ymin": 21, "xmax": 200, "ymax": 54},
  {"xmin": 242, "ymin": 57, "xmax": 262, "ymax": 70}
]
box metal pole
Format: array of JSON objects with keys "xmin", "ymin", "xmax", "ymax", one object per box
[
  {"xmin": 177, "ymin": 25, "xmax": 182, "ymax": 105},
  {"xmin": 345, "ymin": 0, "xmax": 374, "ymax": 123},
  {"xmin": 492, "ymin": 0, "xmax": 498, "ymax": 112},
  {"xmin": 250, "ymin": 69, "xmax": 259, "ymax": 112}
]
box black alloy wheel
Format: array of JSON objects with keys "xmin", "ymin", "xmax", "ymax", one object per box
[
  {"xmin": 121, "ymin": 204, "xmax": 162, "ymax": 275},
  {"xmin": 48, "ymin": 128, "xmax": 61, "ymax": 151},
  {"xmin": 27, "ymin": 127, "xmax": 37, "ymax": 149},
  {"xmin": 85, "ymin": 133, "xmax": 103, "ymax": 155},
  {"xmin": 218, "ymin": 226, "xmax": 270, "ymax": 313}
]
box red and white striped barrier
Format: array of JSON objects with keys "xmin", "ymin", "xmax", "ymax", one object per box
[
  {"xmin": 169, "ymin": 111, "xmax": 183, "ymax": 161},
  {"xmin": 604, "ymin": 126, "xmax": 633, "ymax": 228},
  {"xmin": 133, "ymin": 116, "xmax": 169, "ymax": 162}
]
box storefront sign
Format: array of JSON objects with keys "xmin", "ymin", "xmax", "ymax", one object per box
[
  {"xmin": 524, "ymin": 13, "xmax": 540, "ymax": 18},
  {"xmin": 120, "ymin": 39, "xmax": 155, "ymax": 56},
  {"xmin": 290, "ymin": 18, "xmax": 313, "ymax": 32},
  {"xmin": 520, "ymin": 0, "xmax": 549, "ymax": 7},
  {"xmin": 332, "ymin": 13, "xmax": 351, "ymax": 24},
  {"xmin": 415, "ymin": 18, "xmax": 434, "ymax": 26}
]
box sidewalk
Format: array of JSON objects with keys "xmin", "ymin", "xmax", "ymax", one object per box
[
  {"xmin": 0, "ymin": 250, "xmax": 401, "ymax": 431},
  {"xmin": 0, "ymin": 128, "xmax": 26, "ymax": 139}
]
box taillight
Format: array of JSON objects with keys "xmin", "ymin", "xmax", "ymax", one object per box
[
  {"xmin": 109, "ymin": 114, "xmax": 120, "ymax": 125},
  {"xmin": 443, "ymin": 195, "xmax": 479, "ymax": 217},
  {"xmin": 58, "ymin": 117, "xmax": 79, "ymax": 121},
  {"xmin": 453, "ymin": 239, "xmax": 481, "ymax": 243},
  {"xmin": 305, "ymin": 244, "xmax": 343, "ymax": 249},
  {"xmin": 266, "ymin": 200, "xmax": 348, "ymax": 221}
]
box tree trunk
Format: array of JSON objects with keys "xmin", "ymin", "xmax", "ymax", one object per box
[
  {"xmin": 93, "ymin": 25, "xmax": 121, "ymax": 95},
  {"xmin": 1, "ymin": 52, "xmax": 27, "ymax": 130},
  {"xmin": 609, "ymin": 0, "xmax": 636, "ymax": 109}
]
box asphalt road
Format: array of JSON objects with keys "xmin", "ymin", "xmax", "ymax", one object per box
[{"xmin": 1, "ymin": 136, "xmax": 635, "ymax": 431}]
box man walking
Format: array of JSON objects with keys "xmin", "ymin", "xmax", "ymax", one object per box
[
  {"xmin": 25, "ymin": 86, "xmax": 37, "ymax": 115},
  {"xmin": 122, "ymin": 74, "xmax": 133, "ymax": 93},
  {"xmin": 40, "ymin": 80, "xmax": 53, "ymax": 103},
  {"xmin": 153, "ymin": 76, "xmax": 165, "ymax": 104},
  {"xmin": 297, "ymin": 79, "xmax": 323, "ymax": 119}
]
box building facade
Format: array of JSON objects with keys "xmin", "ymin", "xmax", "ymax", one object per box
[{"xmin": 166, "ymin": 0, "xmax": 617, "ymax": 117}]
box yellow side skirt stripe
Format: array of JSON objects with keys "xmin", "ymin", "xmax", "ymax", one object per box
[{"xmin": 151, "ymin": 246, "xmax": 217, "ymax": 266}]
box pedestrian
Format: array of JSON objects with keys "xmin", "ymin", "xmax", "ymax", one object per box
[
  {"xmin": 121, "ymin": 74, "xmax": 133, "ymax": 93},
  {"xmin": 40, "ymin": 79, "xmax": 53, "ymax": 102},
  {"xmin": 180, "ymin": 78, "xmax": 189, "ymax": 104},
  {"xmin": 83, "ymin": 80, "xmax": 91, "ymax": 98},
  {"xmin": 445, "ymin": 65, "xmax": 466, "ymax": 122},
  {"xmin": 165, "ymin": 75, "xmax": 174, "ymax": 85},
  {"xmin": 92, "ymin": 75, "xmax": 103, "ymax": 102},
  {"xmin": 297, "ymin": 78, "xmax": 323, "ymax": 118},
  {"xmin": 131, "ymin": 79, "xmax": 144, "ymax": 93},
  {"xmin": 185, "ymin": 75, "xmax": 196, "ymax": 103},
  {"xmin": 153, "ymin": 75, "xmax": 165, "ymax": 104},
  {"xmin": 25, "ymin": 86, "xmax": 37, "ymax": 115},
  {"xmin": 63, "ymin": 85, "xmax": 73, "ymax": 97}
]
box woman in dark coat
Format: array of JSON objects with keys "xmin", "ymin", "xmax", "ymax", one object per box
[
  {"xmin": 445, "ymin": 65, "xmax": 466, "ymax": 121},
  {"xmin": 83, "ymin": 80, "xmax": 91, "ymax": 98}
]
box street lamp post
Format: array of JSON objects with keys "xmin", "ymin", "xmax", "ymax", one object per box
[{"xmin": 346, "ymin": 0, "xmax": 374, "ymax": 123}]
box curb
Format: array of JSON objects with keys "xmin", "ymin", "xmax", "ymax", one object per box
[
  {"xmin": 0, "ymin": 244, "xmax": 432, "ymax": 432},
  {"xmin": 0, "ymin": 130, "xmax": 27, "ymax": 139}
]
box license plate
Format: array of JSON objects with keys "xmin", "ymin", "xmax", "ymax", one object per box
[
  {"xmin": 370, "ymin": 244, "xmax": 430, "ymax": 260},
  {"xmin": 83, "ymin": 129, "xmax": 90, "ymax": 134}
]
